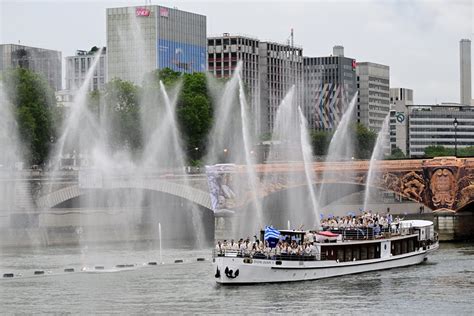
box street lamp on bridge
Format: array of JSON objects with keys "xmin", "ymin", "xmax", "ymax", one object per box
[{"xmin": 453, "ymin": 118, "xmax": 458, "ymax": 157}]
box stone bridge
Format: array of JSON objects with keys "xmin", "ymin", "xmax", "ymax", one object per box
[{"xmin": 6, "ymin": 156, "xmax": 474, "ymax": 214}]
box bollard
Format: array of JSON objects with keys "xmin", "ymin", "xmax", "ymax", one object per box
[
  {"xmin": 3, "ymin": 273, "xmax": 14, "ymax": 278},
  {"xmin": 174, "ymin": 259, "xmax": 183, "ymax": 263},
  {"xmin": 64, "ymin": 268, "xmax": 75, "ymax": 273},
  {"xmin": 34, "ymin": 271, "xmax": 45, "ymax": 275}
]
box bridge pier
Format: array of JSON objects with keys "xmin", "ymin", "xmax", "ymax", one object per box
[{"xmin": 434, "ymin": 211, "xmax": 474, "ymax": 241}]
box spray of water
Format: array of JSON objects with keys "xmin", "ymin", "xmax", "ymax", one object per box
[
  {"xmin": 298, "ymin": 106, "xmax": 320, "ymax": 228},
  {"xmin": 317, "ymin": 92, "xmax": 358, "ymax": 213},
  {"xmin": 363, "ymin": 114, "xmax": 390, "ymax": 211}
]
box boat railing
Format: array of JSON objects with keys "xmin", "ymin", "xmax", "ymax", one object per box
[
  {"xmin": 324, "ymin": 226, "xmax": 415, "ymax": 241},
  {"xmin": 213, "ymin": 249, "xmax": 320, "ymax": 261}
]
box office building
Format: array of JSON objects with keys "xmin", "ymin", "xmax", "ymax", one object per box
[
  {"xmin": 0, "ymin": 44, "xmax": 62, "ymax": 91},
  {"xmin": 460, "ymin": 39, "xmax": 471, "ymax": 106},
  {"xmin": 65, "ymin": 47, "xmax": 107, "ymax": 92},
  {"xmin": 389, "ymin": 88, "xmax": 413, "ymax": 155},
  {"xmin": 356, "ymin": 62, "xmax": 390, "ymax": 131},
  {"xmin": 107, "ymin": 5, "xmax": 206, "ymax": 84},
  {"xmin": 408, "ymin": 104, "xmax": 474, "ymax": 157},
  {"xmin": 208, "ymin": 33, "xmax": 303, "ymax": 135},
  {"xmin": 303, "ymin": 45, "xmax": 357, "ymax": 130}
]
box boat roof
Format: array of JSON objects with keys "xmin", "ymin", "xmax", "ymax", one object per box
[{"xmin": 400, "ymin": 220, "xmax": 433, "ymax": 228}]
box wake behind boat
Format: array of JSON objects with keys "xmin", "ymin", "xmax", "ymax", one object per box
[{"xmin": 213, "ymin": 220, "xmax": 438, "ymax": 284}]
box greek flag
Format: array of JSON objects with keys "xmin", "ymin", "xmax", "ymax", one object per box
[{"xmin": 264, "ymin": 226, "xmax": 280, "ymax": 240}]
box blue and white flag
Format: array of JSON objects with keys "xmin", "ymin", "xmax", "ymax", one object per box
[{"xmin": 264, "ymin": 226, "xmax": 280, "ymax": 241}]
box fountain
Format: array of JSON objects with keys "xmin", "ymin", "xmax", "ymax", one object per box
[
  {"xmin": 205, "ymin": 62, "xmax": 264, "ymax": 236},
  {"xmin": 262, "ymin": 86, "xmax": 320, "ymax": 228},
  {"xmin": 363, "ymin": 114, "xmax": 390, "ymax": 211},
  {"xmin": 317, "ymin": 92, "xmax": 358, "ymax": 213}
]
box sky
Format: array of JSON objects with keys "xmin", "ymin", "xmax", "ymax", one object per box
[{"xmin": 1, "ymin": 0, "xmax": 473, "ymax": 104}]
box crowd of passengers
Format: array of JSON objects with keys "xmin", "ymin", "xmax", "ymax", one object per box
[
  {"xmin": 215, "ymin": 210, "xmax": 405, "ymax": 257},
  {"xmin": 320, "ymin": 210, "xmax": 404, "ymax": 236},
  {"xmin": 215, "ymin": 237, "xmax": 318, "ymax": 257}
]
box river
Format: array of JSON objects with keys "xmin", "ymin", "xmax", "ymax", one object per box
[{"xmin": 0, "ymin": 242, "xmax": 473, "ymax": 314}]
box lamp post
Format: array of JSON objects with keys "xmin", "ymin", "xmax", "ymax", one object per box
[{"xmin": 453, "ymin": 118, "xmax": 458, "ymax": 157}]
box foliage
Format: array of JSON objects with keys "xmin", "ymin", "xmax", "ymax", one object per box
[
  {"xmin": 2, "ymin": 68, "xmax": 55, "ymax": 165},
  {"xmin": 310, "ymin": 130, "xmax": 332, "ymax": 156},
  {"xmin": 424, "ymin": 145, "xmax": 453, "ymax": 157},
  {"xmin": 102, "ymin": 79, "xmax": 142, "ymax": 153},
  {"xmin": 148, "ymin": 68, "xmax": 213, "ymax": 162},
  {"xmin": 353, "ymin": 123, "xmax": 377, "ymax": 159},
  {"xmin": 424, "ymin": 145, "xmax": 474, "ymax": 157},
  {"xmin": 386, "ymin": 147, "xmax": 406, "ymax": 160}
]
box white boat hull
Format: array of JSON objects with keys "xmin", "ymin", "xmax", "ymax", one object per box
[{"xmin": 214, "ymin": 243, "xmax": 438, "ymax": 285}]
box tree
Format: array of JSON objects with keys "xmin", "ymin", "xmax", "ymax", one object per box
[
  {"xmin": 424, "ymin": 145, "xmax": 452, "ymax": 157},
  {"xmin": 311, "ymin": 130, "xmax": 332, "ymax": 156},
  {"xmin": 103, "ymin": 79, "xmax": 142, "ymax": 154},
  {"xmin": 2, "ymin": 68, "xmax": 55, "ymax": 165},
  {"xmin": 147, "ymin": 68, "xmax": 213, "ymax": 163},
  {"xmin": 386, "ymin": 147, "xmax": 406, "ymax": 160},
  {"xmin": 354, "ymin": 123, "xmax": 377, "ymax": 159}
]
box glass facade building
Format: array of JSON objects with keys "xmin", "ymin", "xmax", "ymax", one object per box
[
  {"xmin": 107, "ymin": 5, "xmax": 206, "ymax": 84},
  {"xmin": 303, "ymin": 46, "xmax": 357, "ymax": 131}
]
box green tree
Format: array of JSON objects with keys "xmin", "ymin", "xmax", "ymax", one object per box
[
  {"xmin": 386, "ymin": 147, "xmax": 406, "ymax": 160},
  {"xmin": 424, "ymin": 145, "xmax": 453, "ymax": 157},
  {"xmin": 354, "ymin": 123, "xmax": 377, "ymax": 159},
  {"xmin": 458, "ymin": 146, "xmax": 474, "ymax": 157},
  {"xmin": 103, "ymin": 79, "xmax": 142, "ymax": 154},
  {"xmin": 311, "ymin": 130, "xmax": 332, "ymax": 156},
  {"xmin": 2, "ymin": 68, "xmax": 55, "ymax": 165},
  {"xmin": 147, "ymin": 68, "xmax": 213, "ymax": 163}
]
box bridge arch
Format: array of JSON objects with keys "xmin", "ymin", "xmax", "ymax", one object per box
[{"xmin": 37, "ymin": 180, "xmax": 213, "ymax": 211}]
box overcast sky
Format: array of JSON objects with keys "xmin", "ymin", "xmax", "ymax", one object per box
[{"xmin": 1, "ymin": 0, "xmax": 473, "ymax": 104}]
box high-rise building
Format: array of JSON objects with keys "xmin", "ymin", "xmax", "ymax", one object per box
[
  {"xmin": 389, "ymin": 88, "xmax": 413, "ymax": 155},
  {"xmin": 356, "ymin": 62, "xmax": 390, "ymax": 131},
  {"xmin": 207, "ymin": 34, "xmax": 303, "ymax": 135},
  {"xmin": 408, "ymin": 104, "xmax": 474, "ymax": 157},
  {"xmin": 107, "ymin": 5, "xmax": 206, "ymax": 84},
  {"xmin": 0, "ymin": 44, "xmax": 62, "ymax": 91},
  {"xmin": 65, "ymin": 47, "xmax": 107, "ymax": 92},
  {"xmin": 303, "ymin": 46, "xmax": 357, "ymax": 130},
  {"xmin": 460, "ymin": 39, "xmax": 471, "ymax": 106}
]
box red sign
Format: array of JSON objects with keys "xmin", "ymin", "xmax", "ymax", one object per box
[
  {"xmin": 160, "ymin": 7, "xmax": 169, "ymax": 17},
  {"xmin": 136, "ymin": 7, "xmax": 150, "ymax": 17},
  {"xmin": 352, "ymin": 59, "xmax": 357, "ymax": 69}
]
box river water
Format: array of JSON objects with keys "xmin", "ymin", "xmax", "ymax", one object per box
[{"xmin": 0, "ymin": 242, "xmax": 473, "ymax": 314}]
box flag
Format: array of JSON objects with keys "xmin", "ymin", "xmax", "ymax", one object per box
[{"xmin": 264, "ymin": 226, "xmax": 280, "ymax": 240}]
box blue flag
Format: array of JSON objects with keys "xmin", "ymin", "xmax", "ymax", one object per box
[{"xmin": 264, "ymin": 226, "xmax": 280, "ymax": 240}]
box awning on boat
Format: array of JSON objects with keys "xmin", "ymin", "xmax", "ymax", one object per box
[{"xmin": 317, "ymin": 231, "xmax": 340, "ymax": 237}]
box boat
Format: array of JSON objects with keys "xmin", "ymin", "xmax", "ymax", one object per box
[{"xmin": 213, "ymin": 220, "xmax": 439, "ymax": 284}]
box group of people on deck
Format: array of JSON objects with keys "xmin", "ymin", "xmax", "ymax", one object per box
[
  {"xmin": 215, "ymin": 209, "xmax": 406, "ymax": 255},
  {"xmin": 215, "ymin": 236, "xmax": 319, "ymax": 257},
  {"xmin": 320, "ymin": 209, "xmax": 404, "ymax": 235}
]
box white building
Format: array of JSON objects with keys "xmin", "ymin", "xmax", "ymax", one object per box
[
  {"xmin": 356, "ymin": 62, "xmax": 390, "ymax": 131},
  {"xmin": 460, "ymin": 39, "xmax": 471, "ymax": 106},
  {"xmin": 65, "ymin": 47, "xmax": 107, "ymax": 92},
  {"xmin": 389, "ymin": 88, "xmax": 413, "ymax": 155},
  {"xmin": 408, "ymin": 104, "xmax": 474, "ymax": 157}
]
